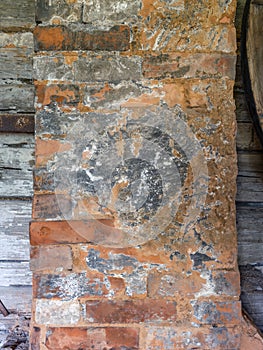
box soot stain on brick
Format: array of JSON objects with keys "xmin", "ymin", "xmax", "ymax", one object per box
[
  {"xmin": 169, "ymin": 251, "xmax": 186, "ymax": 261},
  {"xmin": 86, "ymin": 249, "xmax": 166, "ymax": 296},
  {"xmin": 37, "ymin": 272, "xmax": 107, "ymax": 299},
  {"xmin": 190, "ymin": 252, "xmax": 214, "ymax": 268},
  {"xmin": 213, "ymin": 272, "xmax": 232, "ymax": 295},
  {"xmin": 83, "ymin": 82, "xmax": 146, "ymax": 109},
  {"xmin": 111, "ymin": 158, "xmax": 163, "ymax": 225}
]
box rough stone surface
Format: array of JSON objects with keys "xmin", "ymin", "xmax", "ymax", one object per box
[
  {"xmin": 45, "ymin": 327, "xmax": 139, "ymax": 350},
  {"xmin": 33, "ymin": 54, "xmax": 142, "ymax": 82},
  {"xmin": 0, "ymin": 0, "xmax": 35, "ymax": 28},
  {"xmin": 143, "ymin": 326, "xmax": 241, "ymax": 350},
  {"xmin": 36, "ymin": 0, "xmax": 83, "ymax": 25},
  {"xmin": 30, "ymin": 0, "xmax": 244, "ymax": 348},
  {"xmin": 85, "ymin": 299, "xmax": 177, "ymax": 324},
  {"xmin": 34, "ymin": 25, "xmax": 130, "ymax": 51},
  {"xmin": 35, "ymin": 299, "xmax": 81, "ymax": 325},
  {"xmin": 83, "ymin": 0, "xmax": 141, "ymax": 24},
  {"xmin": 30, "ymin": 245, "xmax": 73, "ymax": 272}
]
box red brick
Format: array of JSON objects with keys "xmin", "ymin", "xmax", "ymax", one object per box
[
  {"xmin": 35, "ymin": 138, "xmax": 71, "ymax": 166},
  {"xmin": 30, "ymin": 219, "xmax": 123, "ymax": 246},
  {"xmin": 45, "ymin": 327, "xmax": 139, "ymax": 350},
  {"xmin": 147, "ymin": 271, "xmax": 205, "ymax": 297},
  {"xmin": 34, "ymin": 25, "xmax": 130, "ymax": 51},
  {"xmin": 143, "ymin": 326, "xmax": 240, "ymax": 350},
  {"xmin": 32, "ymin": 194, "xmax": 72, "ymax": 219},
  {"xmin": 33, "ymin": 270, "xmax": 126, "ymax": 299},
  {"xmin": 85, "ymin": 299, "xmax": 177, "ymax": 323},
  {"xmin": 192, "ymin": 300, "xmax": 242, "ymax": 326},
  {"xmin": 30, "ymin": 245, "xmax": 73, "ymax": 272},
  {"xmin": 35, "ymin": 84, "xmax": 80, "ymax": 108},
  {"xmin": 143, "ymin": 53, "xmax": 236, "ymax": 80},
  {"xmin": 30, "ymin": 326, "xmax": 41, "ymax": 350}
]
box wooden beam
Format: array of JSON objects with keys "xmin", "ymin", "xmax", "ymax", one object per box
[
  {"xmin": 0, "ymin": 114, "xmax": 34, "ymax": 133},
  {"xmin": 0, "ymin": 300, "xmax": 9, "ymax": 317}
]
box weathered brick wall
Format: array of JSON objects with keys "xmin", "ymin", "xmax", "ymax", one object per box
[{"xmin": 31, "ymin": 1, "xmax": 242, "ymax": 349}]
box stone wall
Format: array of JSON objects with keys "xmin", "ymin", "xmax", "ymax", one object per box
[{"xmin": 30, "ymin": 0, "xmax": 242, "ymax": 349}]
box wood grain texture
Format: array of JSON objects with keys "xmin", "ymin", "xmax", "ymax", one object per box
[
  {"xmin": 0, "ymin": 47, "xmax": 33, "ymax": 82},
  {"xmin": 235, "ymin": 0, "xmax": 263, "ymax": 333},
  {"xmin": 0, "ymin": 134, "xmax": 34, "ymax": 197},
  {"xmin": 0, "ymin": 0, "xmax": 35, "ymax": 29},
  {"xmin": 0, "ymin": 85, "xmax": 35, "ymax": 113},
  {"xmin": 0, "ymin": 261, "xmax": 31, "ymax": 287},
  {"xmin": 0, "ymin": 200, "xmax": 31, "ymax": 261}
]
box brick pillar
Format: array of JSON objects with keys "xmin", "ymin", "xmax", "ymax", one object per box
[{"xmin": 31, "ymin": 0, "xmax": 241, "ymax": 349}]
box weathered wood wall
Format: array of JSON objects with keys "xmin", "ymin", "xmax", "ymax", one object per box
[
  {"xmin": 0, "ymin": 0, "xmax": 34, "ymax": 346},
  {"xmin": 235, "ymin": 0, "xmax": 263, "ymax": 333}
]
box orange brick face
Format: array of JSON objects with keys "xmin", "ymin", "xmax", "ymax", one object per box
[
  {"xmin": 31, "ymin": 0, "xmax": 241, "ymax": 348},
  {"xmin": 45, "ymin": 327, "xmax": 140, "ymax": 350},
  {"xmin": 34, "ymin": 25, "xmax": 130, "ymax": 51}
]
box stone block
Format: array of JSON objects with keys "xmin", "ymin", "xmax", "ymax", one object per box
[
  {"xmin": 35, "ymin": 83, "xmax": 80, "ymax": 109},
  {"xmin": 143, "ymin": 53, "xmax": 236, "ymax": 80},
  {"xmin": 35, "ymin": 299, "xmax": 81, "ymax": 325},
  {"xmin": 83, "ymin": 0, "xmax": 141, "ymax": 24},
  {"xmin": 75, "ymin": 54, "xmax": 142, "ymax": 82},
  {"xmin": 85, "ymin": 299, "xmax": 177, "ymax": 323},
  {"xmin": 33, "ymin": 54, "xmax": 75, "ymax": 81},
  {"xmin": 30, "ymin": 219, "xmax": 118, "ymax": 246},
  {"xmin": 34, "ymin": 25, "xmax": 130, "ymax": 51},
  {"xmin": 147, "ymin": 271, "xmax": 205, "ymax": 297},
  {"xmin": 0, "ymin": 0, "xmax": 35, "ymax": 28},
  {"xmin": 34, "ymin": 272, "xmax": 109, "ymax": 299},
  {"xmin": 32, "ymin": 194, "xmax": 72, "ymax": 220},
  {"xmin": 31, "ymin": 245, "xmax": 73, "ymax": 272},
  {"xmin": 35, "ymin": 138, "xmax": 72, "ymax": 167},
  {"xmin": 143, "ymin": 326, "xmax": 240, "ymax": 350},
  {"xmin": 140, "ymin": 18, "xmax": 236, "ymax": 53},
  {"xmin": 45, "ymin": 327, "xmax": 139, "ymax": 350},
  {"xmin": 33, "ymin": 54, "xmax": 142, "ymax": 82},
  {"xmin": 0, "ymin": 85, "xmax": 35, "ymax": 113},
  {"xmin": 192, "ymin": 300, "xmax": 242, "ymax": 325},
  {"xmin": 36, "ymin": 0, "xmax": 82, "ymax": 25}
]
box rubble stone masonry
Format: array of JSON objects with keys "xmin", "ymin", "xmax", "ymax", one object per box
[{"xmin": 30, "ymin": 0, "xmax": 242, "ymax": 349}]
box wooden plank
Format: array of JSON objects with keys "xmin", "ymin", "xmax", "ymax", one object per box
[
  {"xmin": 0, "ymin": 300, "xmax": 9, "ymax": 317},
  {"xmin": 0, "ymin": 200, "xmax": 31, "ymax": 261},
  {"xmin": 0, "ymin": 261, "xmax": 32, "ymax": 287},
  {"xmin": 236, "ymin": 152, "xmax": 263, "ymax": 204},
  {"xmin": 236, "ymin": 181, "xmax": 263, "ymax": 203},
  {"xmin": 238, "ymin": 242, "xmax": 263, "ymax": 265},
  {"xmin": 241, "ymin": 293, "xmax": 263, "ymax": 329},
  {"xmin": 0, "ymin": 134, "xmax": 34, "ymax": 197},
  {"xmin": 237, "ymin": 207, "xmax": 263, "ymax": 242},
  {"xmin": 0, "ymin": 48, "xmax": 33, "ymax": 82},
  {"xmin": 0, "ymin": 85, "xmax": 35, "ymax": 113},
  {"xmin": 247, "ymin": 1, "xmax": 263, "ymax": 125},
  {"xmin": 0, "ymin": 0, "xmax": 35, "ymax": 29},
  {"xmin": 0, "ymin": 114, "xmax": 34, "ymax": 133},
  {"xmin": 237, "ymin": 152, "xmax": 263, "ymax": 174}
]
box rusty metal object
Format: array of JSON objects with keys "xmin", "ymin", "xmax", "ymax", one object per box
[
  {"xmin": 0, "ymin": 299, "xmax": 9, "ymax": 317},
  {"xmin": 0, "ymin": 114, "xmax": 34, "ymax": 133}
]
